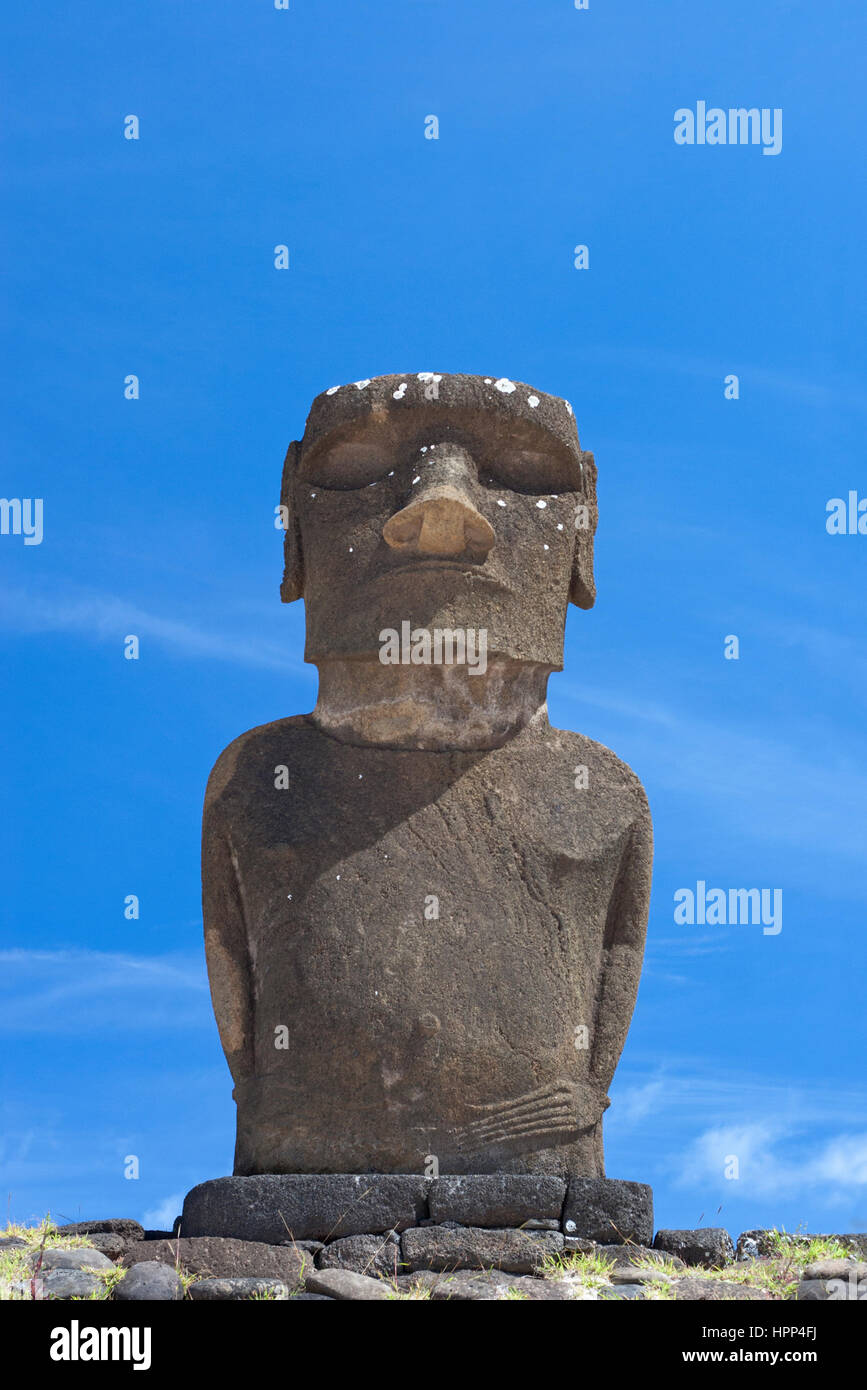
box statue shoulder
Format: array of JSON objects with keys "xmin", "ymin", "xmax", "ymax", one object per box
[
  {"xmin": 542, "ymin": 726, "xmax": 651, "ymax": 823},
  {"xmin": 204, "ymin": 714, "xmax": 313, "ymax": 809}
]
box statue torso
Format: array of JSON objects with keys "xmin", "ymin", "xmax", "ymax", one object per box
[{"xmin": 203, "ymin": 716, "xmax": 651, "ymax": 1176}]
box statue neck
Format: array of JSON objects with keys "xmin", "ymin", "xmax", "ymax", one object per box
[{"xmin": 310, "ymin": 656, "xmax": 553, "ymax": 750}]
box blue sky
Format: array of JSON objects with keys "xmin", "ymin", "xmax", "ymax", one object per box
[{"xmin": 2, "ymin": 0, "xmax": 866, "ymax": 1239}]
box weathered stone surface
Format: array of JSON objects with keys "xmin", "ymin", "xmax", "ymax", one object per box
[
  {"xmin": 424, "ymin": 1270, "xmax": 515, "ymax": 1301},
  {"xmin": 291, "ymin": 1239, "xmax": 326, "ymax": 1257},
  {"xmin": 402, "ymin": 1225, "xmax": 563, "ymax": 1274},
  {"xmin": 182, "ymin": 1174, "xmax": 429, "ymax": 1243},
  {"xmin": 77, "ymin": 1232, "xmax": 129, "ymax": 1261},
  {"xmin": 37, "ymin": 1269, "xmax": 106, "ymax": 1300},
  {"xmin": 802, "ymin": 1258, "xmax": 867, "ymax": 1281},
  {"xmin": 316, "ymin": 1232, "xmax": 405, "ymax": 1279},
  {"xmin": 0, "ymin": 1236, "xmax": 28, "ymax": 1250},
  {"xmin": 428, "ymin": 1175, "xmax": 565, "ymax": 1228},
  {"xmin": 610, "ymin": 1265, "xmax": 673, "ymax": 1285},
  {"xmin": 114, "ymin": 1262, "xmax": 184, "ymax": 1302},
  {"xmin": 600, "ymin": 1283, "xmax": 645, "ymax": 1299},
  {"xmin": 562, "ymin": 1178, "xmax": 653, "ymax": 1245},
  {"xmin": 202, "ymin": 374, "xmax": 651, "ymax": 1180},
  {"xmin": 669, "ymin": 1277, "xmax": 770, "ymax": 1301},
  {"xmin": 563, "ymin": 1236, "xmax": 596, "ymax": 1254},
  {"xmin": 36, "ymin": 1246, "xmax": 114, "ymax": 1272},
  {"xmin": 188, "ymin": 1278, "xmax": 291, "ymax": 1301},
  {"xmin": 507, "ymin": 1277, "xmax": 588, "ymax": 1301},
  {"xmin": 653, "ymin": 1228, "xmax": 734, "ymax": 1268},
  {"xmin": 797, "ymin": 1280, "xmax": 834, "ymax": 1301},
  {"xmin": 304, "ymin": 1269, "xmax": 392, "ymax": 1301},
  {"xmin": 798, "ymin": 1273, "xmax": 865, "ymax": 1301},
  {"xmin": 56, "ymin": 1219, "xmax": 145, "ymax": 1242},
  {"xmin": 122, "ymin": 1237, "xmax": 308, "ymax": 1285}
]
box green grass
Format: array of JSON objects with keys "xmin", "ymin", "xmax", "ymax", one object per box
[
  {"xmin": 762, "ymin": 1228, "xmax": 853, "ymax": 1263},
  {"xmin": 540, "ymin": 1249, "xmax": 616, "ymax": 1288}
]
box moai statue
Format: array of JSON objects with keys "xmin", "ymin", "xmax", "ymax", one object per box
[{"xmin": 202, "ymin": 373, "xmax": 652, "ymax": 1179}]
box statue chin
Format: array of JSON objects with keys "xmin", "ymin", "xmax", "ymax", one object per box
[{"xmin": 311, "ymin": 655, "xmax": 555, "ymax": 750}]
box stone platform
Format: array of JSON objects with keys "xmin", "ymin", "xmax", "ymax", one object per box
[{"xmin": 181, "ymin": 1173, "xmax": 654, "ymax": 1247}]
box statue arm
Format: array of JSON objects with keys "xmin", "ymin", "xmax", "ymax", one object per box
[
  {"xmin": 202, "ymin": 807, "xmax": 255, "ymax": 1085},
  {"xmin": 588, "ymin": 805, "xmax": 653, "ymax": 1100}
]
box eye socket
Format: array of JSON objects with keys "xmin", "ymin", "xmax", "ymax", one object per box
[
  {"xmin": 301, "ymin": 441, "xmax": 392, "ymax": 490},
  {"xmin": 480, "ymin": 449, "xmax": 581, "ymax": 495}
]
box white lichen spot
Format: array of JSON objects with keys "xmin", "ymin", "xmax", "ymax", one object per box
[
  {"xmin": 543, "ymin": 543, "xmax": 550, "ymax": 550},
  {"xmin": 496, "ymin": 499, "xmax": 506, "ymax": 507},
  {"xmin": 484, "ymin": 378, "xmax": 492, "ymax": 384},
  {"xmin": 310, "ymin": 492, "xmax": 317, "ymax": 499},
  {"xmin": 336, "ymin": 874, "xmax": 341, "ymax": 880},
  {"xmin": 412, "ymin": 476, "xmax": 421, "ymax": 485},
  {"xmin": 354, "ymin": 379, "xmax": 371, "ymax": 390},
  {"xmin": 326, "ymin": 385, "xmax": 340, "ymax": 396},
  {"xmin": 417, "ymin": 372, "xmax": 442, "ymax": 383},
  {"xmin": 358, "ymin": 774, "xmax": 363, "ymax": 779},
  {"xmin": 388, "ymin": 470, "xmax": 394, "ymax": 477},
  {"xmin": 287, "ymin": 893, "xmax": 293, "ymax": 900},
  {"xmin": 494, "ymin": 378, "xmax": 516, "ymax": 394},
  {"xmin": 535, "ymin": 499, "xmax": 547, "ymax": 509},
  {"xmin": 564, "ymin": 401, "xmax": 573, "ymax": 415},
  {"xmin": 393, "ymin": 382, "xmax": 407, "ymax": 400},
  {"xmin": 527, "ymin": 395, "xmax": 540, "ymax": 408},
  {"xmin": 420, "ymin": 446, "xmax": 428, "ymax": 453},
  {"xmin": 348, "ymin": 546, "xmax": 354, "ymax": 553},
  {"xmin": 557, "ymin": 522, "xmax": 564, "ymax": 531}
]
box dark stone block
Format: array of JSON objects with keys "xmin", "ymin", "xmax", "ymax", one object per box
[
  {"xmin": 316, "ymin": 1232, "xmax": 404, "ymax": 1279},
  {"xmin": 55, "ymin": 1219, "xmax": 144, "ymax": 1242},
  {"xmin": 122, "ymin": 1236, "xmax": 308, "ymax": 1286},
  {"xmin": 562, "ymin": 1178, "xmax": 653, "ymax": 1245},
  {"xmin": 188, "ymin": 1278, "xmax": 291, "ymax": 1301},
  {"xmin": 304, "ymin": 1269, "xmax": 392, "ymax": 1300},
  {"xmin": 653, "ymin": 1228, "xmax": 734, "ymax": 1268},
  {"xmin": 182, "ymin": 1174, "xmax": 430, "ymax": 1243},
  {"xmin": 37, "ymin": 1270, "xmax": 105, "ymax": 1300},
  {"xmin": 37, "ymin": 1246, "xmax": 113, "ymax": 1272},
  {"xmin": 428, "ymin": 1175, "xmax": 565, "ymax": 1228},
  {"xmin": 401, "ymin": 1225, "xmax": 563, "ymax": 1274}
]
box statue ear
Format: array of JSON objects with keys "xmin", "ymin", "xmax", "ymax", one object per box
[
  {"xmin": 279, "ymin": 440, "xmax": 304, "ymax": 603},
  {"xmin": 569, "ymin": 450, "xmax": 598, "ymax": 610}
]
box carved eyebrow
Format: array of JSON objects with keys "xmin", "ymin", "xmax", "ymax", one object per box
[{"xmin": 300, "ymin": 409, "xmax": 578, "ymax": 476}]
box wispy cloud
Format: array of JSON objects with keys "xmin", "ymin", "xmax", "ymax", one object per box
[
  {"xmin": 0, "ymin": 948, "xmax": 211, "ymax": 1034},
  {"xmin": 680, "ymin": 1122, "xmax": 867, "ymax": 1204},
  {"xmin": 0, "ymin": 586, "xmax": 313, "ymax": 677},
  {"xmin": 142, "ymin": 1194, "xmax": 183, "ymax": 1230}
]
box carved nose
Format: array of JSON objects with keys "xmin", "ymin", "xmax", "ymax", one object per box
[{"xmin": 383, "ymin": 486, "xmax": 495, "ymax": 560}]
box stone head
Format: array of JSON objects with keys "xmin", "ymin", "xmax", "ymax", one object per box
[{"xmin": 279, "ymin": 373, "xmax": 597, "ymax": 672}]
